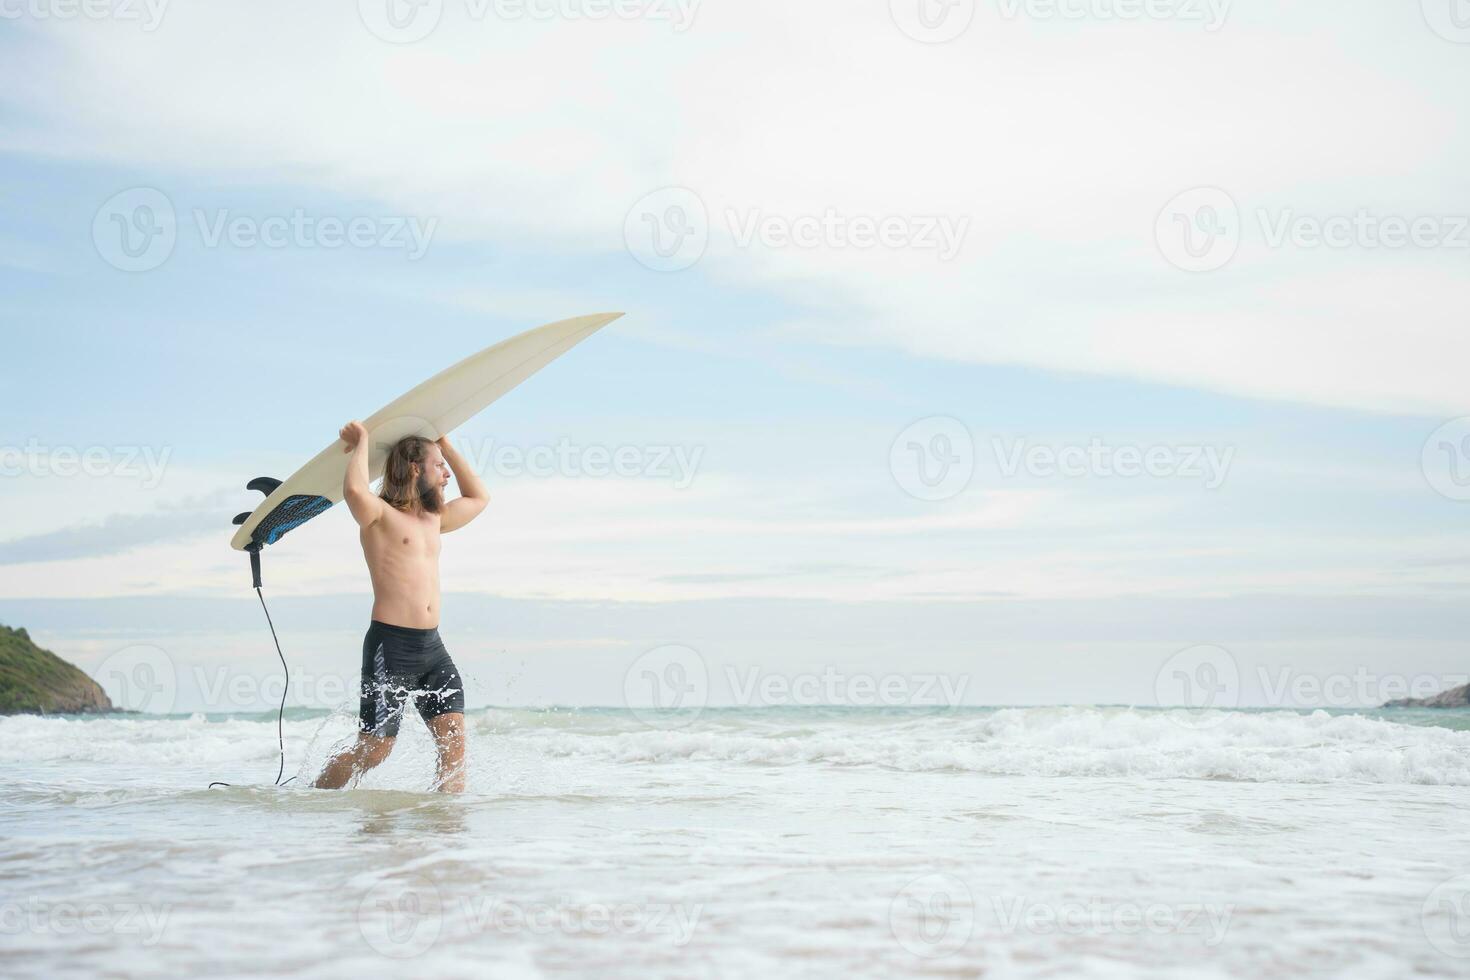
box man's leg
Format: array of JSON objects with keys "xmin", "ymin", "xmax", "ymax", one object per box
[
  {"xmin": 425, "ymin": 713, "xmax": 466, "ymax": 793},
  {"xmin": 418, "ymin": 637, "xmax": 466, "ymax": 793},
  {"xmin": 320, "ymin": 622, "xmax": 408, "ymax": 789},
  {"xmin": 313, "ymin": 733, "xmax": 396, "ymax": 789}
]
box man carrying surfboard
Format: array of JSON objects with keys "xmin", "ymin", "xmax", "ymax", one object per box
[{"xmin": 313, "ymin": 422, "xmax": 489, "ymax": 793}]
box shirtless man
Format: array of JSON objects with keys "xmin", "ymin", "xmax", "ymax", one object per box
[{"xmin": 313, "ymin": 422, "xmax": 489, "ymax": 793}]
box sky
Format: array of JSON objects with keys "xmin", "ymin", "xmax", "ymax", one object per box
[{"xmin": 1, "ymin": 1, "xmax": 1468, "ymax": 712}]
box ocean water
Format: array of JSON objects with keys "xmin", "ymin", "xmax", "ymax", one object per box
[{"xmin": 3, "ymin": 705, "xmax": 1470, "ymax": 978}]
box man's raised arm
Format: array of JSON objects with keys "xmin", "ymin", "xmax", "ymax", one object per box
[
  {"xmin": 438, "ymin": 435, "xmax": 489, "ymax": 533},
  {"xmin": 340, "ymin": 420, "xmax": 384, "ymax": 528}
]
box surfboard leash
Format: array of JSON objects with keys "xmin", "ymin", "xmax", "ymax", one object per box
[{"xmin": 209, "ymin": 546, "xmax": 296, "ymax": 789}]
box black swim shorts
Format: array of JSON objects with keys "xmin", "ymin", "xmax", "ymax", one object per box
[{"xmin": 358, "ymin": 620, "xmax": 465, "ymax": 738}]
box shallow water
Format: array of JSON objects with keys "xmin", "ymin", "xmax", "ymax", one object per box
[{"xmin": 3, "ymin": 706, "xmax": 1470, "ymax": 978}]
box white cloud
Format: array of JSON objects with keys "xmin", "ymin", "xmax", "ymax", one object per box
[{"xmin": 5, "ymin": 5, "xmax": 1466, "ymax": 415}]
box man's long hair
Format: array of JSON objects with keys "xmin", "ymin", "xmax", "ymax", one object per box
[{"xmin": 380, "ymin": 435, "xmax": 443, "ymax": 513}]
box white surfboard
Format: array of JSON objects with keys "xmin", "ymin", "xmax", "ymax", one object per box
[{"xmin": 230, "ymin": 312, "xmax": 623, "ymax": 552}]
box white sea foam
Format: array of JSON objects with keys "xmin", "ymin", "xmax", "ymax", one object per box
[
  {"xmin": 492, "ymin": 706, "xmax": 1470, "ymax": 785},
  {"xmin": 3, "ymin": 706, "xmax": 1467, "ymax": 786},
  {"xmin": 4, "ymin": 706, "xmax": 1470, "ymax": 979}
]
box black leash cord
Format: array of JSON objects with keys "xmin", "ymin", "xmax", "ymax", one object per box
[{"xmin": 209, "ymin": 585, "xmax": 296, "ymax": 789}]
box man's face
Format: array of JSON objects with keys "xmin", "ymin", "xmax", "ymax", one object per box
[{"xmin": 425, "ymin": 444, "xmax": 451, "ymax": 489}]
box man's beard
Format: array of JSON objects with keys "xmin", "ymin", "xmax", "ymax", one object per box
[{"xmin": 416, "ymin": 471, "xmax": 444, "ymax": 513}]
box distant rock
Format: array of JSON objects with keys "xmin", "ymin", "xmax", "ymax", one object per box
[
  {"xmin": 0, "ymin": 624, "xmax": 114, "ymax": 715},
  {"xmin": 1382, "ymin": 683, "xmax": 1470, "ymax": 709}
]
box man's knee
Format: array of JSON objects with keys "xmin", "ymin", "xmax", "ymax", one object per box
[
  {"xmin": 356, "ymin": 733, "xmax": 395, "ymax": 768},
  {"xmin": 429, "ymin": 712, "xmax": 464, "ymax": 740}
]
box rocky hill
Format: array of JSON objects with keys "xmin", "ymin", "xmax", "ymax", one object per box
[
  {"xmin": 0, "ymin": 624, "xmax": 113, "ymax": 715},
  {"xmin": 1381, "ymin": 683, "xmax": 1469, "ymax": 708}
]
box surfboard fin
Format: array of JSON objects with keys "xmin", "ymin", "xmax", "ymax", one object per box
[
  {"xmin": 232, "ymin": 512, "xmax": 250, "ymax": 526},
  {"xmin": 246, "ymin": 477, "xmax": 283, "ymax": 497}
]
